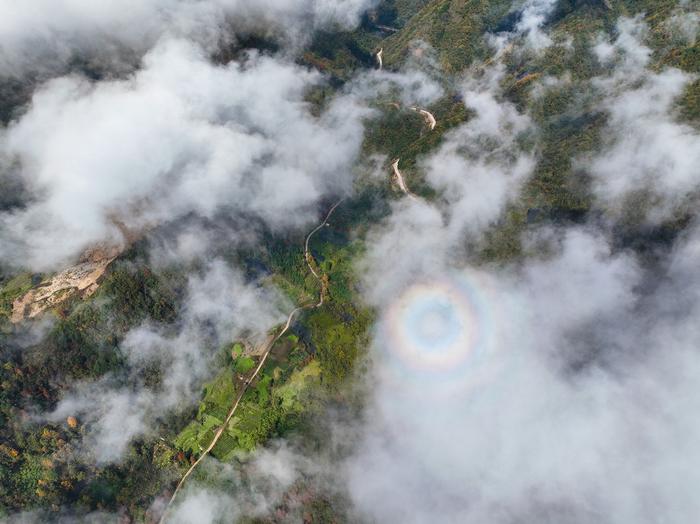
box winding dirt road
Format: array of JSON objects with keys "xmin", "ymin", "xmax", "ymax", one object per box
[
  {"xmin": 375, "ymin": 24, "xmax": 398, "ymax": 33},
  {"xmin": 411, "ymin": 107, "xmax": 437, "ymax": 130},
  {"xmin": 159, "ymin": 200, "xmax": 344, "ymax": 523},
  {"xmin": 391, "ymin": 158, "xmax": 418, "ymax": 200},
  {"xmin": 161, "ymin": 49, "xmax": 437, "ymax": 520},
  {"xmin": 387, "ymin": 104, "xmax": 438, "ymax": 199},
  {"xmin": 304, "ymin": 199, "xmax": 344, "ymax": 288}
]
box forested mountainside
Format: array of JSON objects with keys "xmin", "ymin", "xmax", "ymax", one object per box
[{"xmin": 1, "ymin": 0, "xmax": 699, "ymax": 522}]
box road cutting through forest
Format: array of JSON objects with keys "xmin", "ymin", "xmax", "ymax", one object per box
[
  {"xmin": 304, "ymin": 199, "xmax": 344, "ymax": 286},
  {"xmin": 390, "ymin": 106, "xmax": 436, "ymax": 199},
  {"xmin": 411, "ymin": 107, "xmax": 436, "ymax": 130},
  {"xmin": 159, "ymin": 199, "xmax": 344, "ymax": 523},
  {"xmin": 392, "ymin": 158, "xmax": 418, "ymax": 200},
  {"xmin": 161, "ymin": 67, "xmax": 437, "ymax": 521}
]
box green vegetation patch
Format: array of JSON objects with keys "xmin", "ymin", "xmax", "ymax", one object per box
[
  {"xmin": 0, "ymin": 273, "xmax": 35, "ymax": 319},
  {"xmin": 234, "ymin": 356, "xmax": 256, "ymax": 374},
  {"xmin": 306, "ymin": 304, "xmax": 372, "ymax": 387},
  {"xmin": 174, "ymin": 337, "xmax": 322, "ymax": 462},
  {"xmin": 382, "ymin": 0, "xmax": 514, "ymax": 72},
  {"xmin": 679, "ymin": 79, "xmax": 700, "ymax": 125},
  {"xmin": 275, "ymin": 361, "xmax": 322, "ymax": 411}
]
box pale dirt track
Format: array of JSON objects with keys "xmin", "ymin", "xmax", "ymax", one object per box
[
  {"xmin": 389, "ymin": 105, "xmax": 438, "ymax": 200},
  {"xmin": 391, "ymin": 158, "xmax": 418, "ymax": 200},
  {"xmin": 161, "ymin": 55, "xmax": 439, "ymax": 520},
  {"xmin": 159, "ymin": 200, "xmax": 344, "ymax": 523},
  {"xmin": 411, "ymin": 107, "xmax": 437, "ymax": 130}
]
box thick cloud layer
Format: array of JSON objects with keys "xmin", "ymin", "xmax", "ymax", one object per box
[
  {"xmin": 348, "ymin": 222, "xmax": 700, "ymax": 523},
  {"xmin": 343, "ymin": 13, "xmax": 700, "ymax": 524},
  {"xmin": 0, "ymin": 0, "xmax": 376, "ymax": 76},
  {"xmin": 0, "ymin": 38, "xmax": 369, "ymax": 271}
]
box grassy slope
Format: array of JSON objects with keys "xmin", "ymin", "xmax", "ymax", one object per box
[
  {"xmin": 169, "ymin": 185, "xmax": 385, "ymax": 465},
  {"xmin": 382, "ymin": 0, "xmax": 514, "ymax": 71},
  {"xmin": 173, "ymin": 338, "xmax": 321, "ymax": 462}
]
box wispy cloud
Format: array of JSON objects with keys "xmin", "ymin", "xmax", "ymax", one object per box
[
  {"xmin": 586, "ymin": 16, "xmax": 700, "ymax": 219},
  {"xmin": 0, "ymin": 38, "xmax": 369, "ymax": 271},
  {"xmin": 47, "ymin": 260, "xmax": 288, "ymax": 463},
  {"xmin": 0, "ymin": 0, "xmax": 377, "ymax": 77},
  {"xmin": 348, "ymin": 220, "xmax": 700, "ymax": 522},
  {"xmin": 342, "ymin": 13, "xmax": 700, "ymax": 524}
]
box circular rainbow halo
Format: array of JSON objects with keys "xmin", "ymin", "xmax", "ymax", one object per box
[{"xmin": 380, "ymin": 274, "xmax": 491, "ymax": 379}]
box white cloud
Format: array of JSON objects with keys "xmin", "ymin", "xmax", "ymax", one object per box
[
  {"xmin": 423, "ymin": 65, "xmax": 534, "ymax": 234},
  {"xmin": 664, "ymin": 7, "xmax": 700, "ymax": 47},
  {"xmin": 489, "ymin": 0, "xmax": 559, "ymax": 53},
  {"xmin": 169, "ymin": 489, "xmax": 238, "ymax": 524},
  {"xmin": 516, "ymin": 0, "xmax": 558, "ymax": 51},
  {"xmin": 0, "ymin": 38, "xmax": 369, "ymax": 271},
  {"xmin": 358, "ymin": 63, "xmax": 534, "ymax": 305},
  {"xmin": 586, "ymin": 17, "xmax": 700, "ymax": 219},
  {"xmin": 343, "ymin": 16, "xmax": 700, "ymax": 516},
  {"xmin": 347, "ymin": 226, "xmax": 700, "ymax": 523},
  {"xmin": 593, "ymin": 16, "xmax": 651, "ymax": 71},
  {"xmin": 166, "ymin": 440, "xmax": 327, "ymax": 523},
  {"xmin": 0, "ymin": 0, "xmax": 377, "ymax": 77}
]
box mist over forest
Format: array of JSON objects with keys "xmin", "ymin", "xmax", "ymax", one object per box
[{"xmin": 1, "ymin": 0, "xmax": 700, "ymax": 522}]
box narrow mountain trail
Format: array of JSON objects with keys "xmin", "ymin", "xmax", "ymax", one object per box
[
  {"xmin": 389, "ymin": 104, "xmax": 437, "ymax": 199},
  {"xmin": 391, "ymin": 158, "xmax": 418, "ymax": 200},
  {"xmin": 375, "ymin": 24, "xmax": 398, "ymax": 33},
  {"xmin": 410, "ymin": 107, "xmax": 436, "ymax": 130},
  {"xmin": 304, "ymin": 199, "xmax": 344, "ymax": 288},
  {"xmin": 161, "ymin": 55, "xmax": 438, "ymax": 519},
  {"xmin": 159, "ymin": 200, "xmax": 344, "ymax": 523}
]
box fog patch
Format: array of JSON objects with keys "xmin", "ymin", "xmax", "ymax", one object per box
[
  {"xmin": 47, "ymin": 260, "xmax": 288, "ymax": 463},
  {"xmin": 0, "ymin": 38, "xmax": 369, "ymax": 271}
]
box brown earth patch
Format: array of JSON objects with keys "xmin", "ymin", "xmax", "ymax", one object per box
[{"xmin": 11, "ymin": 245, "xmax": 121, "ymax": 323}]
